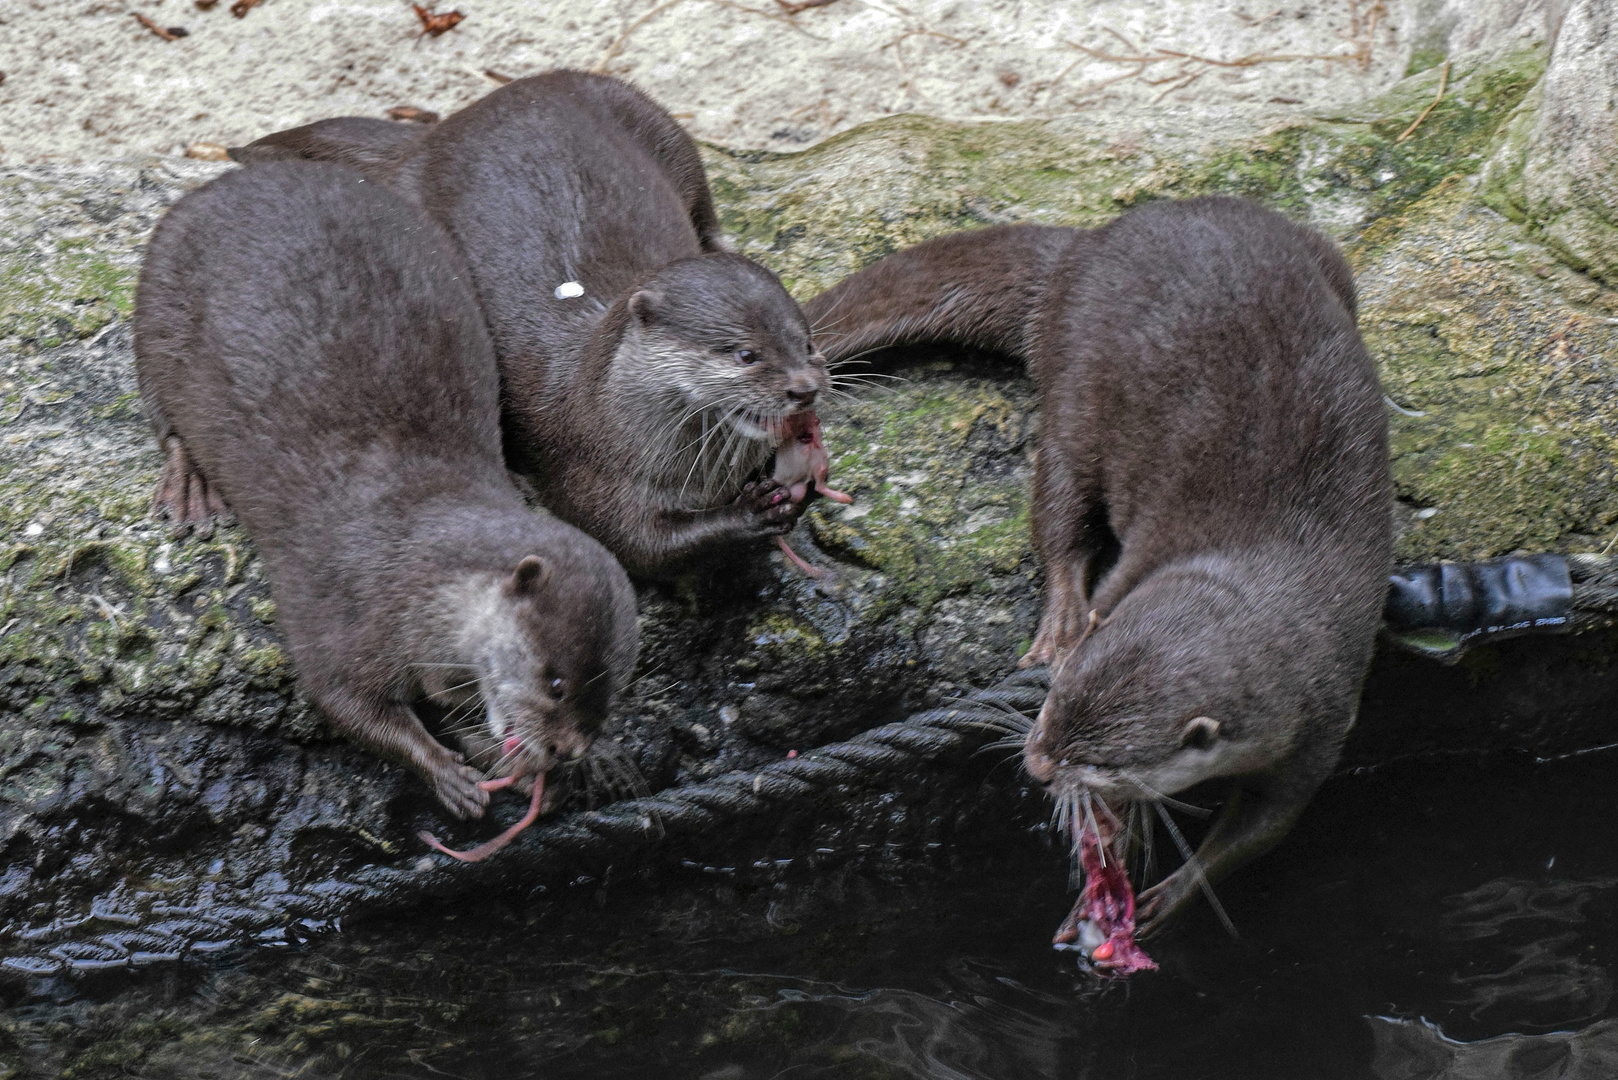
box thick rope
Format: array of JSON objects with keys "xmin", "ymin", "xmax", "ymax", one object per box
[
  {"xmin": 11, "ymin": 553, "xmax": 1618, "ymax": 980},
  {"xmin": 0, "ymin": 668, "xmax": 1050, "ymax": 981}
]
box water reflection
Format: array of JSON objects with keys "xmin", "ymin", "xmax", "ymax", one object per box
[
  {"xmin": 7, "ymin": 750, "xmax": 1618, "ymax": 1078},
  {"xmin": 1370, "ymin": 1016, "xmax": 1618, "ymax": 1080}
]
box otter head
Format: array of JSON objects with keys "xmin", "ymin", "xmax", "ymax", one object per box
[
  {"xmin": 447, "ymin": 541, "xmax": 639, "ymax": 779},
  {"xmin": 1022, "ymin": 557, "xmax": 1317, "ymax": 813},
  {"xmin": 623, "ymin": 253, "xmax": 828, "ymax": 440}
]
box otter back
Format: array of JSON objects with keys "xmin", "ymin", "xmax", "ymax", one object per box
[{"xmin": 231, "ymin": 72, "xmax": 829, "ymax": 577}]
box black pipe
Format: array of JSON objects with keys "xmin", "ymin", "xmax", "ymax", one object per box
[{"xmin": 1383, "ymin": 554, "xmax": 1574, "ymax": 660}]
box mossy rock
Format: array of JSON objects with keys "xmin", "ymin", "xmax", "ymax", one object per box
[{"xmin": 3, "ymin": 37, "xmax": 1617, "ymax": 976}]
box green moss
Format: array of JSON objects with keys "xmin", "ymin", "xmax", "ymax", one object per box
[
  {"xmin": 1406, "ymin": 46, "xmax": 1449, "ymax": 77},
  {"xmin": 1359, "ymin": 181, "xmax": 1618, "ymax": 560},
  {"xmin": 0, "ymin": 247, "xmax": 137, "ymax": 345},
  {"xmin": 747, "ymin": 613, "xmax": 828, "ymax": 659},
  {"xmin": 807, "ymin": 376, "xmax": 1035, "ymax": 615},
  {"xmin": 705, "ymin": 44, "xmax": 1546, "ymax": 300}
]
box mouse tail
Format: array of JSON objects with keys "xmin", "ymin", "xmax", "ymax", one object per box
[{"xmin": 802, "ymin": 223, "xmax": 1073, "ymax": 372}]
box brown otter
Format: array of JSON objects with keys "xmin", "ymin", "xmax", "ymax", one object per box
[
  {"xmin": 229, "ymin": 71, "xmax": 829, "ymax": 576},
  {"xmin": 803, "ymin": 197, "xmax": 1391, "ymax": 937},
  {"xmin": 135, "ymin": 161, "xmax": 639, "ymax": 821}
]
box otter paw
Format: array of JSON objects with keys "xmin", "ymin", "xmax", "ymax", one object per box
[
  {"xmin": 738, "ymin": 478, "xmax": 801, "ymax": 535},
  {"xmin": 1135, "ymin": 871, "xmax": 1198, "ymax": 939},
  {"xmin": 1019, "ymin": 633, "xmax": 1056, "ymax": 669},
  {"xmin": 431, "ymin": 762, "xmax": 491, "ymax": 821},
  {"xmin": 154, "ymin": 437, "xmax": 229, "ymax": 539}
]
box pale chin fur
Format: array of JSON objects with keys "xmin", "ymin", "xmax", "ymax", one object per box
[
  {"xmin": 726, "ymin": 413, "xmax": 779, "ymax": 442},
  {"xmin": 432, "ymin": 571, "xmax": 540, "ymax": 729}
]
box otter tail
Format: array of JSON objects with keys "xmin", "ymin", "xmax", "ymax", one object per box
[
  {"xmin": 802, "ymin": 223, "xmax": 1075, "ymax": 369},
  {"xmin": 227, "ymin": 117, "xmax": 429, "ymax": 174}
]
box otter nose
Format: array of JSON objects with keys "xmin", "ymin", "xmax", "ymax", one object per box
[
  {"xmin": 546, "ymin": 733, "xmax": 589, "ymax": 762},
  {"xmin": 1023, "ymin": 710, "xmax": 1058, "ymax": 783},
  {"xmin": 785, "ymin": 386, "xmax": 818, "ymax": 408},
  {"xmin": 1024, "ymin": 747, "xmax": 1059, "ymax": 784}
]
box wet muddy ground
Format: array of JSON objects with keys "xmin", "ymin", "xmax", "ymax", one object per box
[{"xmin": 7, "ymin": 742, "xmax": 1618, "ymax": 1078}]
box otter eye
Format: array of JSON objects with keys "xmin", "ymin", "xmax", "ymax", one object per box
[
  {"xmin": 1180, "ymin": 716, "xmax": 1220, "ymax": 750},
  {"xmin": 734, "ymin": 348, "xmax": 758, "ymax": 366},
  {"xmin": 548, "ymin": 677, "xmax": 565, "ymax": 698}
]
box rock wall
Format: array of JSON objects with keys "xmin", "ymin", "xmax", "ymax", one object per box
[{"xmin": 4, "ymin": 3, "xmax": 1618, "ymax": 979}]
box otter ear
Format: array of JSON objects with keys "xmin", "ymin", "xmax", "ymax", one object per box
[
  {"xmin": 508, "ymin": 555, "xmax": 547, "ymax": 595},
  {"xmin": 1180, "ymin": 716, "xmax": 1220, "ymax": 750},
  {"xmin": 628, "ymin": 288, "xmax": 664, "ymax": 325}
]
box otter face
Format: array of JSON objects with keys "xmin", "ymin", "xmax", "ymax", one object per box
[
  {"xmin": 1022, "ymin": 567, "xmax": 1296, "ymax": 809},
  {"xmin": 627, "ymin": 253, "xmax": 828, "ymax": 441},
  {"xmin": 450, "ymin": 550, "xmax": 638, "ymax": 779}
]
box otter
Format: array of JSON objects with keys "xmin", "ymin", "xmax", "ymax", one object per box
[
  {"xmin": 229, "ymin": 71, "xmax": 829, "ymax": 576},
  {"xmin": 803, "ymin": 197, "xmax": 1391, "ymax": 937},
  {"xmin": 135, "ymin": 161, "xmax": 639, "ymax": 821}
]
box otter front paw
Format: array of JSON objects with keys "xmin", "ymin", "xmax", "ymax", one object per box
[
  {"xmin": 428, "ymin": 761, "xmax": 491, "ymax": 820},
  {"xmin": 1135, "ymin": 868, "xmax": 1200, "ymax": 939},
  {"xmin": 1020, "ymin": 607, "xmax": 1099, "ymax": 668},
  {"xmin": 737, "ymin": 478, "xmax": 802, "ymax": 536}
]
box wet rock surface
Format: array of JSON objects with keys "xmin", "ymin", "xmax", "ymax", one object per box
[{"xmin": 4, "ymin": 19, "xmax": 1618, "ymax": 987}]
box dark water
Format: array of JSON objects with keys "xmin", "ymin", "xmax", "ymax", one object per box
[{"xmin": 11, "ymin": 748, "xmax": 1618, "ymax": 1079}]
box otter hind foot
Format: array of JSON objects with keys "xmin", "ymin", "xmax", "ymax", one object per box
[{"xmin": 154, "ymin": 436, "xmax": 229, "ymax": 538}]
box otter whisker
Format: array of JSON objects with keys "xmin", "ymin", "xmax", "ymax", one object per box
[
  {"xmin": 826, "ymin": 369, "xmax": 908, "ymax": 383},
  {"xmin": 1131, "ymin": 801, "xmax": 1157, "ymax": 884},
  {"xmin": 806, "ymin": 283, "xmax": 873, "ymax": 338},
  {"xmin": 676, "ymin": 403, "xmax": 746, "ymax": 500},
  {"xmin": 436, "ymin": 690, "xmax": 488, "ymax": 732},
  {"xmin": 822, "ymin": 343, "xmax": 910, "ymax": 371},
  {"xmin": 1121, "ymin": 772, "xmax": 1214, "ymax": 819},
  {"xmin": 973, "ymin": 735, "xmax": 1031, "ymax": 756},
  {"xmin": 425, "ymin": 676, "xmax": 483, "ymax": 699},
  {"xmin": 1152, "ymin": 801, "xmax": 1238, "ymax": 939}
]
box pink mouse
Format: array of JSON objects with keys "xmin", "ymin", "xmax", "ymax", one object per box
[{"xmin": 772, "ymin": 411, "xmax": 853, "ymax": 577}]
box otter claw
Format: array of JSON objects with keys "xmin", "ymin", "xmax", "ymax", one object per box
[{"xmin": 432, "ymin": 763, "xmax": 490, "ymax": 820}]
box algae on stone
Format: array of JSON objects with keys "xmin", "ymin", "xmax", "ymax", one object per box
[{"xmin": 3, "ymin": 29, "xmax": 1617, "ymax": 973}]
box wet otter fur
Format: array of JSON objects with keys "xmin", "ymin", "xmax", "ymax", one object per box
[
  {"xmin": 231, "ymin": 71, "xmax": 829, "ymax": 576},
  {"xmin": 135, "ymin": 161, "xmax": 639, "ymax": 820},
  {"xmin": 804, "ymin": 197, "xmax": 1391, "ymax": 933}
]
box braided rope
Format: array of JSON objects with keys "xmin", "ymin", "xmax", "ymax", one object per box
[
  {"xmin": 0, "ymin": 669, "xmax": 1050, "ymax": 981},
  {"xmin": 11, "ymin": 550, "xmax": 1618, "ymax": 982}
]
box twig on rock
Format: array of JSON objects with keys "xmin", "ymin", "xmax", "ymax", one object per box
[
  {"xmin": 413, "ymin": 4, "xmax": 465, "ymax": 36},
  {"xmin": 594, "ymin": 0, "xmax": 814, "ymax": 74},
  {"xmin": 388, "ymin": 106, "xmax": 440, "ymax": 123},
  {"xmin": 133, "ymin": 13, "xmax": 187, "ymax": 40},
  {"xmin": 1396, "ymin": 60, "xmax": 1449, "ymax": 142}
]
